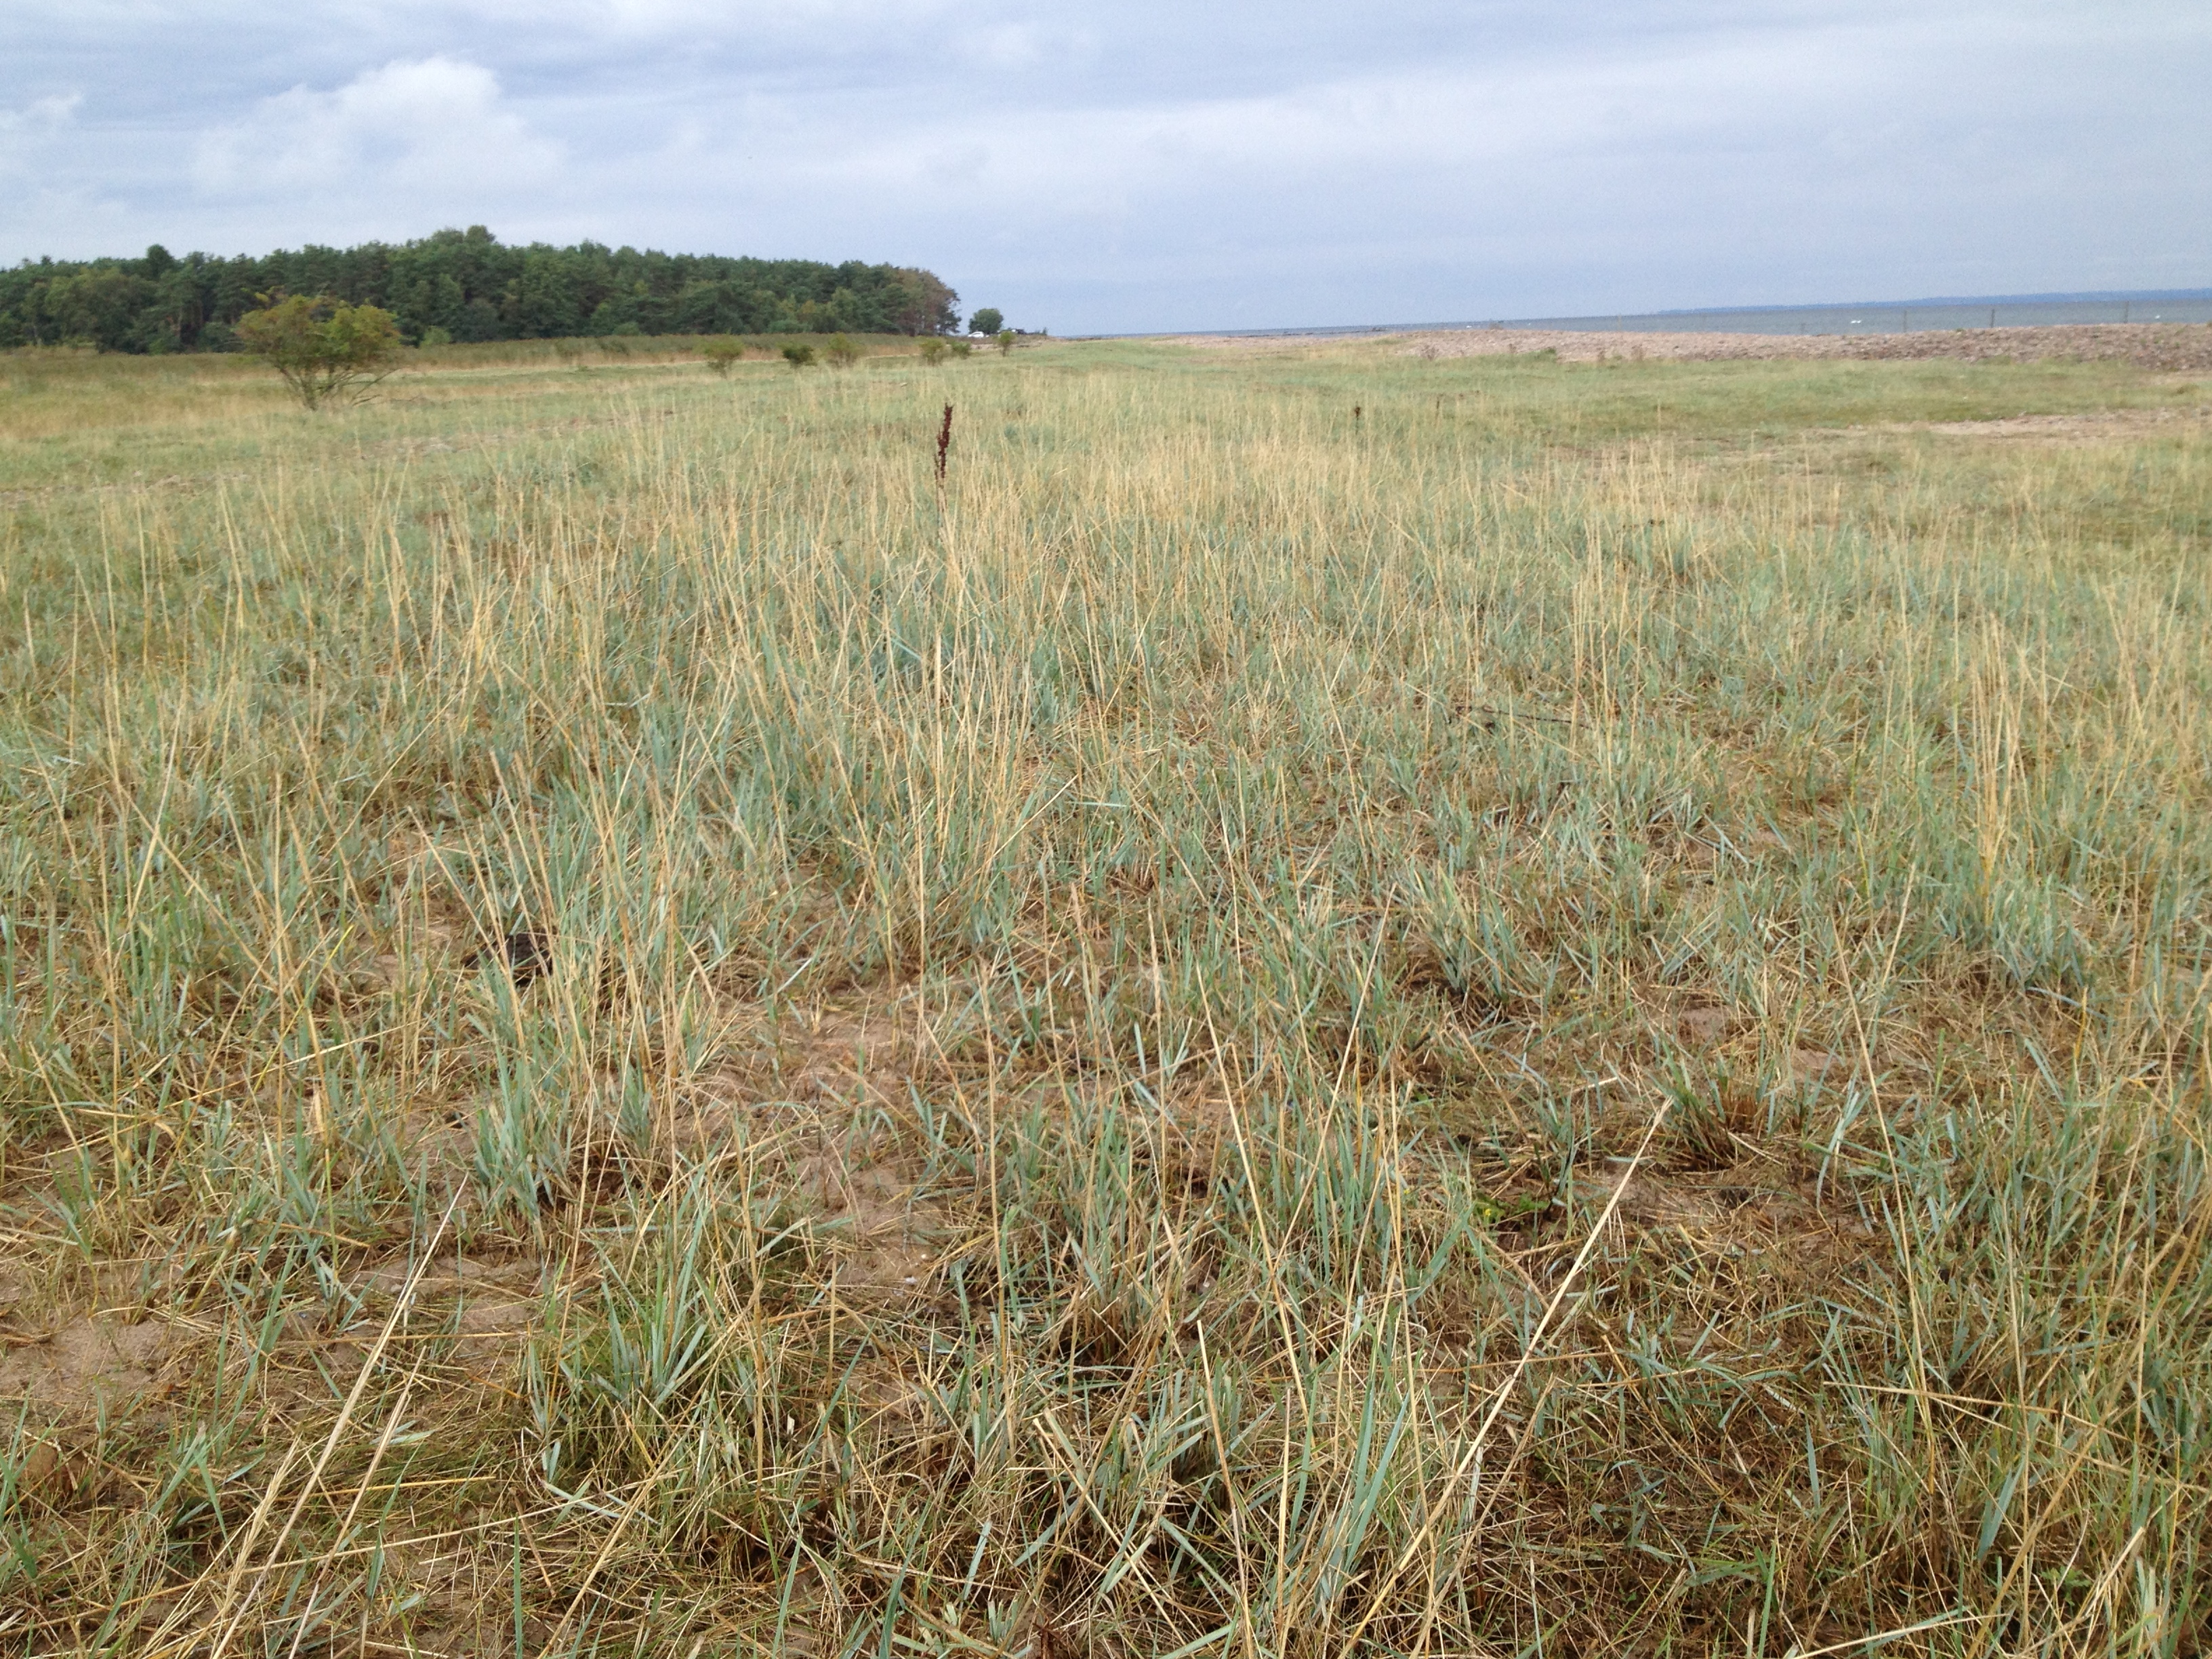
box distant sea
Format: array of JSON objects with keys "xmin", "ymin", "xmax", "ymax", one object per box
[{"xmin": 1173, "ymin": 289, "xmax": 2212, "ymax": 340}]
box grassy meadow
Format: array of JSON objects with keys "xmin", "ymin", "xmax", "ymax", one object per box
[{"xmin": 1, "ymin": 335, "xmax": 2209, "ymax": 1656}]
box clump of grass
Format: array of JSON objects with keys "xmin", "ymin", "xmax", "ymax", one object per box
[{"xmin": 0, "ymin": 337, "xmax": 2207, "ymax": 1656}]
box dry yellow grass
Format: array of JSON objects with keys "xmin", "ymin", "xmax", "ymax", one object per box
[{"xmin": 0, "ymin": 335, "xmax": 2208, "ymax": 1656}]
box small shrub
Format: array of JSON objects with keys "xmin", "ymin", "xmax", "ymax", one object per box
[
  {"xmin": 917, "ymin": 338, "xmax": 948, "ymax": 365},
  {"xmin": 996, "ymin": 329, "xmax": 1017, "ymax": 354},
  {"xmin": 949, "ymin": 340, "xmax": 974, "ymax": 359},
  {"xmin": 235, "ymin": 293, "xmax": 404, "ymax": 409},
  {"xmin": 824, "ymin": 333, "xmax": 862, "ymax": 367},
  {"xmin": 780, "ymin": 342, "xmax": 817, "ymax": 369},
  {"xmin": 701, "ymin": 337, "xmax": 745, "ymax": 375},
  {"xmin": 417, "ymin": 325, "xmax": 453, "ymax": 348}
]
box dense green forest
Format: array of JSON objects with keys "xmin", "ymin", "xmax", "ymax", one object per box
[{"xmin": 0, "ymin": 226, "xmax": 961, "ymax": 352}]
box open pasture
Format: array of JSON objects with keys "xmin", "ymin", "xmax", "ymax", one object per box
[{"xmin": 2, "ymin": 337, "xmax": 2209, "ymax": 1656}]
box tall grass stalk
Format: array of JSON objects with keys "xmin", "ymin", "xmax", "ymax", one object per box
[{"xmin": 1, "ymin": 337, "xmax": 2207, "ymax": 1654}]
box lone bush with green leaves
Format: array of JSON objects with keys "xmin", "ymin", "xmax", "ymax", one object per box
[
  {"xmin": 701, "ymin": 336, "xmax": 745, "ymax": 375},
  {"xmin": 916, "ymin": 337, "xmax": 948, "ymax": 365},
  {"xmin": 779, "ymin": 342, "xmax": 816, "ymax": 370},
  {"xmin": 823, "ymin": 333, "xmax": 862, "ymax": 367},
  {"xmin": 234, "ymin": 293, "xmax": 403, "ymax": 409}
]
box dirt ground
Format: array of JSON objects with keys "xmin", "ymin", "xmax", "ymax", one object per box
[{"xmin": 1382, "ymin": 320, "xmax": 2212, "ymax": 372}]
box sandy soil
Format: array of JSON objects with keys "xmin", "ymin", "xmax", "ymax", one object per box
[
  {"xmin": 1893, "ymin": 409, "xmax": 2211, "ymax": 438},
  {"xmin": 1386, "ymin": 321, "xmax": 2212, "ymax": 372}
]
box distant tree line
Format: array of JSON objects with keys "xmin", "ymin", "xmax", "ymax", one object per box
[{"xmin": 0, "ymin": 226, "xmax": 962, "ymax": 352}]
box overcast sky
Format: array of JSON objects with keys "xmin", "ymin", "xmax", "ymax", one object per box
[{"xmin": 3, "ymin": 1, "xmax": 2207, "ymax": 333}]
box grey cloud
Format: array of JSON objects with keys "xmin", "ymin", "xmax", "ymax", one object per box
[{"xmin": 1, "ymin": 1, "xmax": 2205, "ymax": 331}]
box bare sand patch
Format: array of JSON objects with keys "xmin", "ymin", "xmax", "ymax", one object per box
[
  {"xmin": 0, "ymin": 1316, "xmax": 173, "ymax": 1412},
  {"xmin": 1889, "ymin": 407, "xmax": 2211, "ymax": 438},
  {"xmin": 1383, "ymin": 321, "xmax": 2212, "ymax": 372}
]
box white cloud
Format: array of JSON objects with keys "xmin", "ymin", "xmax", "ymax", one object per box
[
  {"xmin": 1, "ymin": 1, "xmax": 2205, "ymax": 325},
  {"xmin": 956, "ymin": 22, "xmax": 1098, "ymax": 73},
  {"xmin": 193, "ymin": 57, "xmax": 560, "ymax": 203},
  {"xmin": 0, "ymin": 91, "xmax": 82, "ymax": 176},
  {"xmin": 0, "ymin": 91, "xmax": 82, "ymax": 133}
]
